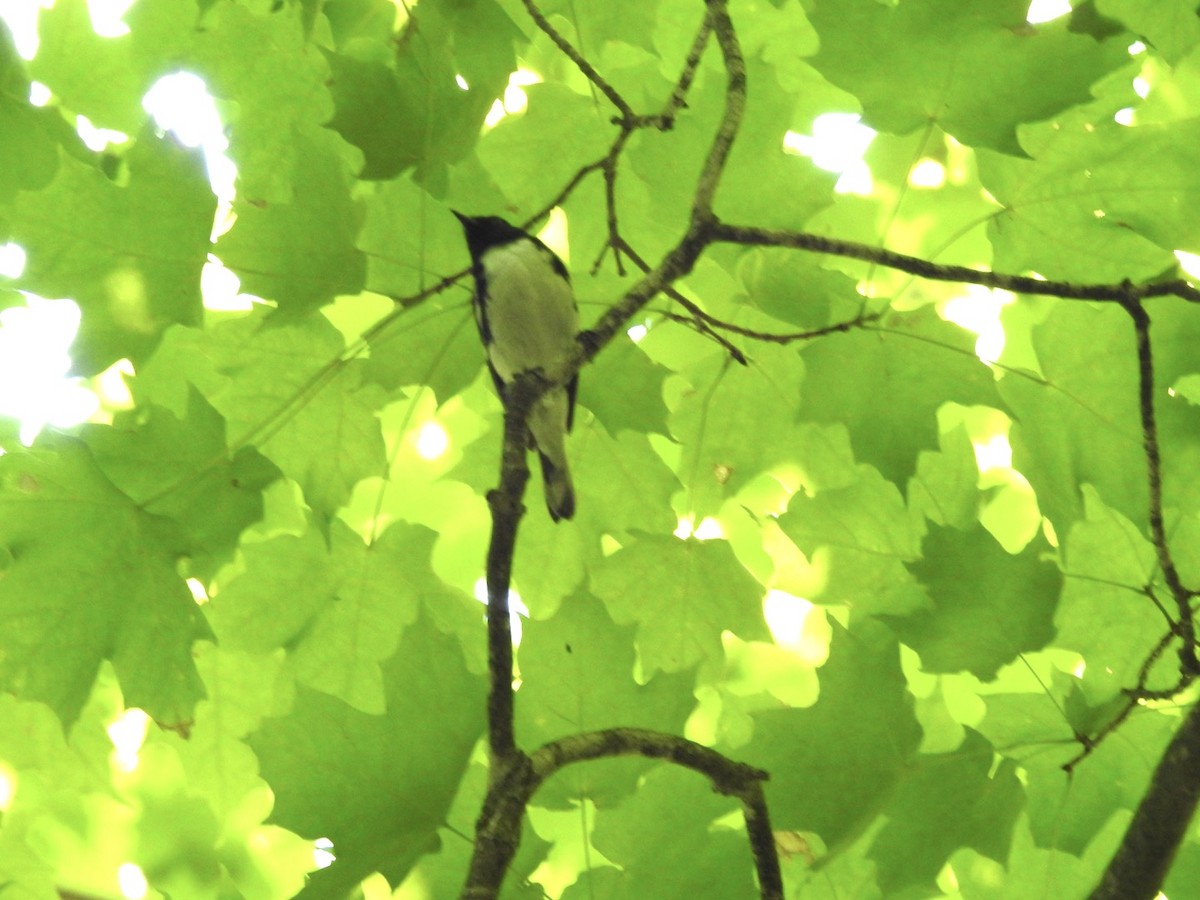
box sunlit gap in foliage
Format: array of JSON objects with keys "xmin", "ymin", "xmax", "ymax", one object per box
[
  {"xmin": 0, "ymin": 763, "xmax": 16, "ymax": 812},
  {"xmin": 107, "ymin": 708, "xmax": 150, "ymax": 774},
  {"xmin": 0, "ymin": 298, "xmax": 100, "ymax": 445},
  {"xmin": 538, "ymin": 206, "xmax": 571, "ymax": 265},
  {"xmin": 142, "ymin": 72, "xmax": 249, "ymax": 311},
  {"xmin": 783, "ymin": 113, "xmax": 876, "ymax": 195},
  {"xmin": 482, "ymin": 68, "xmax": 543, "ymax": 131},
  {"xmin": 763, "ymin": 590, "xmax": 829, "ymax": 666},
  {"xmin": 1176, "ymin": 250, "xmax": 1200, "ymax": 288},
  {"xmin": 117, "ymin": 862, "xmax": 148, "ymax": 900},
  {"xmin": 186, "ymin": 577, "xmax": 211, "ymax": 605},
  {"xmin": 414, "ymin": 421, "xmax": 450, "ymax": 460},
  {"xmin": 474, "ymin": 577, "xmax": 530, "ymax": 646},
  {"xmin": 674, "ymin": 516, "xmax": 725, "ymax": 540},
  {"xmin": 908, "ymin": 158, "xmax": 946, "ymax": 190},
  {"xmin": 941, "ymin": 284, "xmax": 1013, "ymax": 365},
  {"xmin": 1025, "ymin": 0, "xmax": 1070, "ymax": 24},
  {"xmin": 0, "ymin": 2, "xmax": 38, "ymax": 58},
  {"xmin": 314, "ymin": 837, "xmax": 336, "ymax": 870}
]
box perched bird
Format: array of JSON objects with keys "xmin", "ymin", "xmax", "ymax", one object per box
[{"xmin": 453, "ymin": 211, "xmax": 579, "ymax": 522}]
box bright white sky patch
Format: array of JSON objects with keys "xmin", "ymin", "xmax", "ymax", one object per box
[
  {"xmin": 942, "ymin": 285, "xmax": 1013, "ymax": 365},
  {"xmin": 0, "ymin": 764, "xmax": 15, "ymax": 811},
  {"xmin": 415, "ymin": 421, "xmax": 449, "ymax": 460},
  {"xmin": 784, "ymin": 113, "xmax": 876, "ymax": 195},
  {"xmin": 143, "ymin": 72, "xmax": 237, "ymax": 205},
  {"xmin": 117, "ymin": 862, "xmax": 148, "ymax": 900},
  {"xmin": 0, "ymin": 299, "xmax": 100, "ymax": 444},
  {"xmin": 75, "ymin": 114, "xmax": 128, "ymax": 152},
  {"xmin": 908, "ymin": 158, "xmax": 946, "ymax": 189},
  {"xmin": 484, "ymin": 68, "xmax": 543, "ymax": 130},
  {"xmin": 473, "ymin": 576, "xmax": 530, "ymax": 644},
  {"xmin": 313, "ymin": 837, "xmax": 336, "ymax": 870},
  {"xmin": 1026, "ymin": 0, "xmax": 1071, "ymax": 24},
  {"xmin": 0, "ymin": 244, "xmax": 26, "ymax": 279},
  {"xmin": 107, "ymin": 708, "xmax": 150, "ymax": 773},
  {"xmin": 674, "ymin": 516, "xmax": 726, "ymax": 541},
  {"xmin": 1175, "ymin": 249, "xmax": 1200, "ymax": 281}
]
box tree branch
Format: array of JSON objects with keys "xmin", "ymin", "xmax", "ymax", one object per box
[
  {"xmin": 711, "ymin": 223, "xmax": 1200, "ymax": 305},
  {"xmin": 519, "ymin": 0, "xmax": 635, "ymax": 121},
  {"xmin": 1088, "ymin": 701, "xmax": 1200, "ymax": 900},
  {"xmin": 465, "ymin": 728, "xmax": 781, "ymax": 900},
  {"xmin": 1118, "ymin": 294, "xmax": 1199, "ymax": 675}
]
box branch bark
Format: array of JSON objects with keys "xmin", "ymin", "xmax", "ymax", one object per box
[{"xmin": 1088, "ymin": 702, "xmax": 1200, "ymax": 900}]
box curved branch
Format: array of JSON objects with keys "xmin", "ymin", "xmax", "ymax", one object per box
[
  {"xmin": 711, "ymin": 223, "xmax": 1200, "ymax": 305},
  {"xmin": 464, "ymin": 728, "xmax": 782, "ymax": 900}
]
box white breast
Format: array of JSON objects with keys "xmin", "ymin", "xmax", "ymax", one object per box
[{"xmin": 480, "ymin": 240, "xmax": 578, "ymax": 383}]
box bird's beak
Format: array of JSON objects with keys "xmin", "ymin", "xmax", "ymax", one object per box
[{"xmin": 452, "ymin": 209, "xmax": 472, "ymax": 226}]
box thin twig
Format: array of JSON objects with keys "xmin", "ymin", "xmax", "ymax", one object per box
[
  {"xmin": 520, "ymin": 0, "xmax": 634, "ymax": 121},
  {"xmin": 660, "ymin": 10, "xmax": 714, "ymax": 126},
  {"xmin": 1118, "ymin": 292, "xmax": 1199, "ymax": 675}
]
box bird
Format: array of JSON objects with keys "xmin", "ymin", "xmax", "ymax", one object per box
[{"xmin": 453, "ymin": 211, "xmax": 579, "ymax": 522}]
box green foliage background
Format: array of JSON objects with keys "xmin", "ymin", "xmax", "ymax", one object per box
[{"xmin": 1, "ymin": 0, "xmax": 1199, "ymax": 897}]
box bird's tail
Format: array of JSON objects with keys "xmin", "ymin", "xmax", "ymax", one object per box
[
  {"xmin": 529, "ymin": 388, "xmax": 575, "ymax": 522},
  {"xmin": 537, "ymin": 450, "xmax": 575, "ymax": 522}
]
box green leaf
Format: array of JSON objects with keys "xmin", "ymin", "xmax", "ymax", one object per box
[
  {"xmin": 141, "ymin": 311, "xmax": 389, "ymax": 519},
  {"xmin": 591, "ymin": 534, "xmax": 768, "ymax": 675},
  {"xmin": 890, "ymin": 523, "xmax": 1061, "ymax": 680},
  {"xmin": 288, "ymin": 522, "xmax": 441, "ymax": 712},
  {"xmin": 737, "ymin": 248, "xmax": 860, "ymax": 329},
  {"xmin": 7, "ymin": 131, "xmax": 215, "ymax": 374},
  {"xmin": 1097, "ymin": 0, "xmax": 1200, "ymax": 64},
  {"xmin": 217, "ymin": 132, "xmax": 366, "ymax": 313},
  {"xmin": 518, "ymin": 593, "xmax": 696, "ymax": 809},
  {"xmin": 808, "ymin": 0, "xmax": 1129, "ymax": 154},
  {"xmin": 326, "ymin": 0, "xmax": 521, "ymax": 179},
  {"xmin": 248, "ymin": 615, "xmax": 485, "ymax": 897},
  {"xmin": 1001, "ymin": 298, "xmax": 1200, "ymax": 536},
  {"xmin": 777, "ymin": 465, "xmax": 926, "ymax": 614},
  {"xmin": 205, "ymin": 528, "xmax": 338, "ymax": 653},
  {"xmin": 0, "ymin": 21, "xmax": 65, "ymax": 202},
  {"xmin": 365, "ymin": 298, "xmax": 483, "ymax": 402},
  {"xmin": 478, "ymin": 83, "xmax": 613, "ymax": 214},
  {"xmin": 737, "ymin": 619, "xmax": 922, "ymax": 845},
  {"xmin": 869, "ymin": 731, "xmax": 1023, "ymax": 892},
  {"xmin": 28, "ymin": 0, "xmax": 197, "ymax": 133},
  {"xmin": 982, "ymin": 117, "xmax": 1200, "ymax": 281},
  {"xmin": 82, "ymin": 387, "xmax": 280, "ymax": 579},
  {"xmin": 670, "ymin": 344, "xmax": 805, "ymax": 517},
  {"xmin": 798, "ymin": 307, "xmax": 1002, "ymax": 488},
  {"xmin": 1054, "ymin": 487, "xmax": 1169, "ymax": 703},
  {"xmin": 907, "ymin": 425, "xmax": 981, "ymax": 530},
  {"xmin": 188, "ymin": 1, "xmax": 334, "ymax": 203},
  {"xmin": 578, "ymin": 337, "xmax": 671, "ymax": 437},
  {"xmin": 569, "ymin": 765, "xmax": 756, "ymax": 899},
  {"xmin": 572, "ymin": 427, "xmax": 680, "ymax": 536},
  {"xmin": 0, "ymin": 437, "xmax": 206, "ymax": 726}
]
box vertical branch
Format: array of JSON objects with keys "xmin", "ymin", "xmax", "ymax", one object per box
[
  {"xmin": 691, "ymin": 0, "xmax": 745, "ymax": 222},
  {"xmin": 1119, "ymin": 294, "xmax": 1198, "ymax": 674},
  {"xmin": 483, "ymin": 382, "xmax": 539, "ymax": 762},
  {"xmin": 741, "ymin": 782, "xmax": 784, "ymax": 900}
]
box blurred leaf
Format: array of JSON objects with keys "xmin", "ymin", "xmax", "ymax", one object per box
[
  {"xmin": 249, "ymin": 615, "xmax": 485, "ymax": 897},
  {"xmin": 808, "ymin": 0, "xmax": 1129, "ymax": 154},
  {"xmin": 0, "ymin": 437, "xmax": 207, "ymax": 726},
  {"xmin": 591, "ymin": 534, "xmax": 769, "ymax": 675}
]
